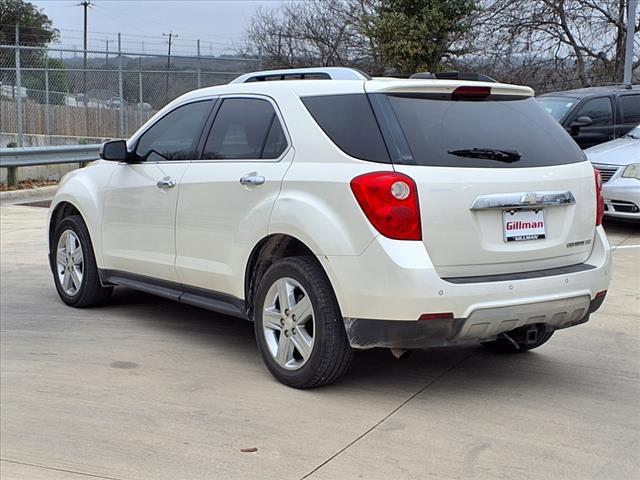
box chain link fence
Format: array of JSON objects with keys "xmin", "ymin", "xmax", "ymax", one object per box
[{"xmin": 0, "ymin": 33, "xmax": 261, "ymax": 147}]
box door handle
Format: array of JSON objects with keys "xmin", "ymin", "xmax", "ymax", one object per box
[
  {"xmin": 156, "ymin": 177, "xmax": 176, "ymax": 189},
  {"xmin": 239, "ymin": 174, "xmax": 265, "ymax": 186}
]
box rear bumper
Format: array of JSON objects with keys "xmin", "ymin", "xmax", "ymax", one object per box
[
  {"xmin": 344, "ymin": 293, "xmax": 606, "ymax": 349},
  {"xmin": 320, "ymin": 226, "xmax": 611, "ymax": 349}
]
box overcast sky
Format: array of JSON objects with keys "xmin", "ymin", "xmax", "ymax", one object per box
[{"xmin": 30, "ymin": 0, "xmax": 287, "ymax": 54}]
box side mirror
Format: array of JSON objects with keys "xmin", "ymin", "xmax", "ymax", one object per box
[
  {"xmin": 571, "ymin": 116, "xmax": 593, "ymax": 128},
  {"xmin": 100, "ymin": 139, "xmax": 129, "ymax": 161}
]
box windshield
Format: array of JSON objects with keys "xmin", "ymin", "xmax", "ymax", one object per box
[
  {"xmin": 383, "ymin": 95, "xmax": 585, "ymax": 168},
  {"xmin": 537, "ymin": 96, "xmax": 578, "ymax": 121},
  {"xmin": 625, "ymin": 124, "xmax": 640, "ymax": 139}
]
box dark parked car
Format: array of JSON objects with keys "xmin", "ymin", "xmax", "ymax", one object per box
[{"xmin": 538, "ymin": 85, "xmax": 640, "ymax": 149}]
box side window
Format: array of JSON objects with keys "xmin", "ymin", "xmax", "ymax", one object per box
[
  {"xmin": 202, "ymin": 98, "xmax": 287, "ymax": 160},
  {"xmin": 620, "ymin": 95, "xmax": 640, "ymax": 123},
  {"xmin": 135, "ymin": 100, "xmax": 213, "ymax": 160},
  {"xmin": 574, "ymin": 97, "xmax": 613, "ymax": 126},
  {"xmin": 302, "ymin": 94, "xmax": 390, "ymax": 163}
]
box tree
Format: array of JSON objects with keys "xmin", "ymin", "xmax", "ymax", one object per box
[
  {"xmin": 245, "ymin": 0, "xmax": 384, "ymax": 74},
  {"xmin": 243, "ymin": 0, "xmax": 638, "ymax": 90},
  {"xmin": 0, "ymin": 0, "xmax": 59, "ymax": 85},
  {"xmin": 24, "ymin": 58, "xmax": 68, "ymax": 104},
  {"xmin": 469, "ymin": 0, "xmax": 640, "ymax": 89},
  {"xmin": 0, "ymin": 0, "xmax": 58, "ymax": 46},
  {"xmin": 371, "ymin": 0, "xmax": 479, "ymax": 74}
]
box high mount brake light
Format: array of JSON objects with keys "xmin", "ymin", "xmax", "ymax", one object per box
[
  {"xmin": 350, "ymin": 172, "xmax": 422, "ymax": 241},
  {"xmin": 451, "ymin": 86, "xmax": 491, "ymax": 100},
  {"xmin": 594, "ymin": 168, "xmax": 604, "ymax": 226}
]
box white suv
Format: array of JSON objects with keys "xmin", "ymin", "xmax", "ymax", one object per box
[{"xmin": 48, "ymin": 67, "xmax": 612, "ymax": 388}]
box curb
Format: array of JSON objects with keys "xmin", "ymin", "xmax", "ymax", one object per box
[{"xmin": 0, "ymin": 185, "xmax": 58, "ymax": 204}]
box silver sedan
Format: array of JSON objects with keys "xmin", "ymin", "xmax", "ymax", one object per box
[{"xmin": 587, "ymin": 125, "xmax": 640, "ymax": 222}]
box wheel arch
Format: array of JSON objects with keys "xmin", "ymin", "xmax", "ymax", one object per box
[
  {"xmin": 48, "ymin": 187, "xmax": 105, "ymax": 267},
  {"xmin": 244, "ymin": 233, "xmax": 335, "ymax": 319},
  {"xmin": 48, "ymin": 201, "xmax": 82, "ymax": 253}
]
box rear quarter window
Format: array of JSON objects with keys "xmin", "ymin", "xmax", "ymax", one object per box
[
  {"xmin": 302, "ymin": 94, "xmax": 390, "ymax": 163},
  {"xmin": 381, "ymin": 95, "xmax": 586, "ymax": 168}
]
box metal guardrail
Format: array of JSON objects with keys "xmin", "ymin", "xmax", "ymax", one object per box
[
  {"xmin": 0, "ymin": 144, "xmax": 101, "ymax": 186},
  {"xmin": 0, "ymin": 144, "xmax": 101, "ymax": 168}
]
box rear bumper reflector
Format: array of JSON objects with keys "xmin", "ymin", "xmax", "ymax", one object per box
[{"xmin": 419, "ymin": 312, "xmax": 454, "ymax": 321}]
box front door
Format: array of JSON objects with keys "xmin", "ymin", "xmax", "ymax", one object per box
[
  {"xmin": 568, "ymin": 96, "xmax": 614, "ymax": 149},
  {"xmin": 101, "ymin": 99, "xmax": 214, "ymax": 282},
  {"xmin": 175, "ymin": 96, "xmax": 292, "ymax": 298}
]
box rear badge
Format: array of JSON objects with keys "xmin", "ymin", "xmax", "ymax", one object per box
[
  {"xmin": 567, "ymin": 239, "xmax": 592, "ymax": 248},
  {"xmin": 503, "ymin": 209, "xmax": 546, "ymax": 242}
]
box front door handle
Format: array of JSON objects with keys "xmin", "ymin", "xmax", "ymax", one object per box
[
  {"xmin": 156, "ymin": 177, "xmax": 176, "ymax": 189},
  {"xmin": 239, "ymin": 174, "xmax": 265, "ymax": 186}
]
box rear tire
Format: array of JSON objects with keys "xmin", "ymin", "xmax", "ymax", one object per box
[
  {"xmin": 51, "ymin": 215, "xmax": 113, "ymax": 307},
  {"xmin": 481, "ymin": 324, "xmax": 554, "ymax": 353},
  {"xmin": 253, "ymin": 256, "xmax": 353, "ymax": 388}
]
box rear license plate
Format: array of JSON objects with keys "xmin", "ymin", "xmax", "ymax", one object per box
[{"xmin": 503, "ymin": 209, "xmax": 546, "ymax": 242}]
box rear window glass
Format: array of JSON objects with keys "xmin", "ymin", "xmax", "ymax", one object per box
[
  {"xmin": 302, "ymin": 94, "xmax": 390, "ymax": 163},
  {"xmin": 383, "ymin": 95, "xmax": 585, "ymax": 168}
]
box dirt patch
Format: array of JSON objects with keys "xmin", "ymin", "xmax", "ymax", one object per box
[{"xmin": 0, "ymin": 180, "xmax": 59, "ymax": 192}]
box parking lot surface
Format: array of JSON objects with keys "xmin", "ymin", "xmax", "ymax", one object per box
[{"xmin": 1, "ymin": 204, "xmax": 638, "ymax": 480}]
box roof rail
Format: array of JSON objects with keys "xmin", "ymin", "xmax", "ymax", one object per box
[
  {"xmin": 230, "ymin": 67, "xmax": 371, "ymax": 84},
  {"xmin": 409, "ymin": 71, "xmax": 497, "ymax": 83}
]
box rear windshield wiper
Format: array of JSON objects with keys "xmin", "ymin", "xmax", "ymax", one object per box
[{"xmin": 447, "ymin": 148, "xmax": 522, "ymax": 163}]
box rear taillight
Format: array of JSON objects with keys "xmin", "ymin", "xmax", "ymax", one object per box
[
  {"xmin": 350, "ymin": 172, "xmax": 421, "ymax": 240},
  {"xmin": 594, "ymin": 168, "xmax": 604, "ymax": 226}
]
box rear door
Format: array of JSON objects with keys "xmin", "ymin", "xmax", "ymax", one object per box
[
  {"xmin": 175, "ymin": 96, "xmax": 292, "ymax": 297},
  {"xmin": 365, "ymin": 83, "xmax": 596, "ymax": 279},
  {"xmin": 616, "ymin": 93, "xmax": 640, "ymax": 137}
]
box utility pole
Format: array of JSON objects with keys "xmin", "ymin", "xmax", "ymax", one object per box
[
  {"xmin": 78, "ymin": 1, "xmax": 92, "ymax": 96},
  {"xmin": 162, "ymin": 31, "xmax": 177, "ymax": 105},
  {"xmin": 623, "ymin": 0, "xmax": 638, "ymax": 85}
]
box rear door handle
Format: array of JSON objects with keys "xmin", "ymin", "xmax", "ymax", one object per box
[
  {"xmin": 156, "ymin": 177, "xmax": 176, "ymax": 189},
  {"xmin": 239, "ymin": 174, "xmax": 265, "ymax": 186}
]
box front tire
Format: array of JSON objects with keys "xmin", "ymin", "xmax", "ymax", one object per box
[
  {"xmin": 51, "ymin": 215, "xmax": 112, "ymax": 307},
  {"xmin": 253, "ymin": 256, "xmax": 353, "ymax": 388}
]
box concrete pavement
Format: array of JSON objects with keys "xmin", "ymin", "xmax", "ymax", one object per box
[{"xmin": 1, "ymin": 204, "xmax": 638, "ymax": 480}]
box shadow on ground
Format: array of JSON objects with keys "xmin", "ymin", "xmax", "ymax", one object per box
[{"xmin": 102, "ymin": 287, "xmax": 611, "ymax": 398}]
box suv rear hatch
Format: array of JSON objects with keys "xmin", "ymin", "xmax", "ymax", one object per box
[{"xmin": 365, "ymin": 80, "xmax": 597, "ymax": 278}]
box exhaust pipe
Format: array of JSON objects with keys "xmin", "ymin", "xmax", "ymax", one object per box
[{"xmin": 390, "ymin": 348, "xmax": 411, "ymax": 360}]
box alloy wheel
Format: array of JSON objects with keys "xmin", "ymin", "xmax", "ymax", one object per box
[
  {"xmin": 262, "ymin": 277, "xmax": 315, "ymax": 370},
  {"xmin": 56, "ymin": 229, "xmax": 84, "ymax": 296}
]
